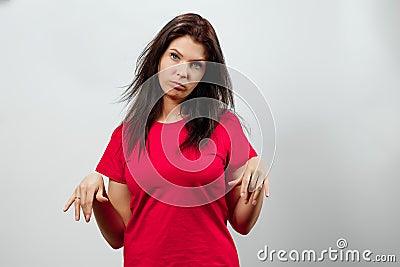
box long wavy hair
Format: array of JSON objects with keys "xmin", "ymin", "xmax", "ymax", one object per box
[{"xmin": 118, "ymin": 13, "xmax": 235, "ymax": 159}]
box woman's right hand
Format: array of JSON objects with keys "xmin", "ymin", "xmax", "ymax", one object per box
[{"xmin": 63, "ymin": 172, "xmax": 109, "ymax": 222}]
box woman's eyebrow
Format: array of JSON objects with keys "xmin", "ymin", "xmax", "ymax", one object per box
[{"xmin": 170, "ymin": 48, "xmax": 205, "ymax": 61}]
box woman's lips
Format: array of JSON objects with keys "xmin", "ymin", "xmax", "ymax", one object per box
[{"xmin": 170, "ymin": 81, "xmax": 186, "ymax": 90}]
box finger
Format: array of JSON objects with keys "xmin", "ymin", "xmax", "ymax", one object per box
[
  {"xmin": 81, "ymin": 187, "xmax": 93, "ymax": 222},
  {"xmin": 79, "ymin": 184, "xmax": 87, "ymax": 220},
  {"xmin": 248, "ymin": 173, "xmax": 259, "ymax": 193},
  {"xmin": 251, "ymin": 185, "xmax": 263, "ymax": 206},
  {"xmin": 83, "ymin": 189, "xmax": 95, "ymax": 222},
  {"xmin": 80, "ymin": 184, "xmax": 87, "ymax": 214},
  {"xmin": 228, "ymin": 177, "xmax": 242, "ymax": 186},
  {"xmin": 264, "ymin": 178, "xmax": 270, "ymax": 197},
  {"xmin": 63, "ymin": 193, "xmax": 76, "ymax": 212},
  {"xmin": 251, "ymin": 175, "xmax": 264, "ymax": 199},
  {"xmin": 248, "ymin": 175, "xmax": 259, "ymax": 204},
  {"xmin": 74, "ymin": 187, "xmax": 81, "ymax": 221},
  {"xmin": 96, "ymin": 186, "xmax": 108, "ymax": 203},
  {"xmin": 240, "ymin": 170, "xmax": 252, "ymax": 204}
]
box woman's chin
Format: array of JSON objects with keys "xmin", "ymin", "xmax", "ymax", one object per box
[{"xmin": 163, "ymin": 92, "xmax": 186, "ymax": 101}]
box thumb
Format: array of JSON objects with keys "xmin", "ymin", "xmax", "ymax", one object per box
[
  {"xmin": 228, "ymin": 176, "xmax": 242, "ymax": 186},
  {"xmin": 96, "ymin": 187, "xmax": 109, "ymax": 203}
]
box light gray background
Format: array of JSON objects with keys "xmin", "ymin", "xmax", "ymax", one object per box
[{"xmin": 0, "ymin": 0, "xmax": 399, "ymax": 266}]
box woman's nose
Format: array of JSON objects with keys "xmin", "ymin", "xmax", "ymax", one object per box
[{"xmin": 176, "ymin": 63, "xmax": 188, "ymax": 78}]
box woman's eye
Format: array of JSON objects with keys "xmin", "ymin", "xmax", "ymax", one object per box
[
  {"xmin": 191, "ymin": 62, "xmax": 202, "ymax": 69},
  {"xmin": 170, "ymin": 53, "xmax": 179, "ymax": 60}
]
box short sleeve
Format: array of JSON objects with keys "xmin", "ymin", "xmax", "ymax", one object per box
[
  {"xmin": 95, "ymin": 124, "xmax": 126, "ymax": 184},
  {"xmin": 221, "ymin": 111, "xmax": 258, "ymax": 181}
]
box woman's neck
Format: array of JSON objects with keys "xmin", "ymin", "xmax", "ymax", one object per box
[{"xmin": 158, "ymin": 97, "xmax": 184, "ymax": 123}]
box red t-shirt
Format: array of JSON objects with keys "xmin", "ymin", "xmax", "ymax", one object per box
[{"xmin": 96, "ymin": 111, "xmax": 258, "ymax": 267}]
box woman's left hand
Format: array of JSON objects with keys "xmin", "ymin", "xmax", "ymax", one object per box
[{"xmin": 228, "ymin": 156, "xmax": 269, "ymax": 205}]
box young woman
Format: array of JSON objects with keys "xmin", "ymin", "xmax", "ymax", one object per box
[{"xmin": 64, "ymin": 13, "xmax": 269, "ymax": 267}]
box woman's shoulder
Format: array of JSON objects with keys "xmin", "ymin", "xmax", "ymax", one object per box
[
  {"xmin": 106, "ymin": 122, "xmax": 124, "ymax": 144},
  {"xmin": 112, "ymin": 123, "xmax": 124, "ymax": 136}
]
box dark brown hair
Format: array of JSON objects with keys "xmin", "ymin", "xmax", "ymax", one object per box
[{"xmin": 118, "ymin": 13, "xmax": 235, "ymax": 158}]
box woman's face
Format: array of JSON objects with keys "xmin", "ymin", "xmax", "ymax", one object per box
[{"xmin": 158, "ymin": 35, "xmax": 207, "ymax": 102}]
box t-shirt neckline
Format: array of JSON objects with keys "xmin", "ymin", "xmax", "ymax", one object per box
[{"xmin": 154, "ymin": 118, "xmax": 186, "ymax": 125}]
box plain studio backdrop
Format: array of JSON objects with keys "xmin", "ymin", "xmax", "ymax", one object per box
[{"xmin": 0, "ymin": 0, "xmax": 399, "ymax": 266}]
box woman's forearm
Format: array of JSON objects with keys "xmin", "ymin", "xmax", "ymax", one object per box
[
  {"xmin": 92, "ymin": 198, "xmax": 125, "ymax": 249},
  {"xmin": 230, "ymin": 187, "xmax": 264, "ymax": 235}
]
